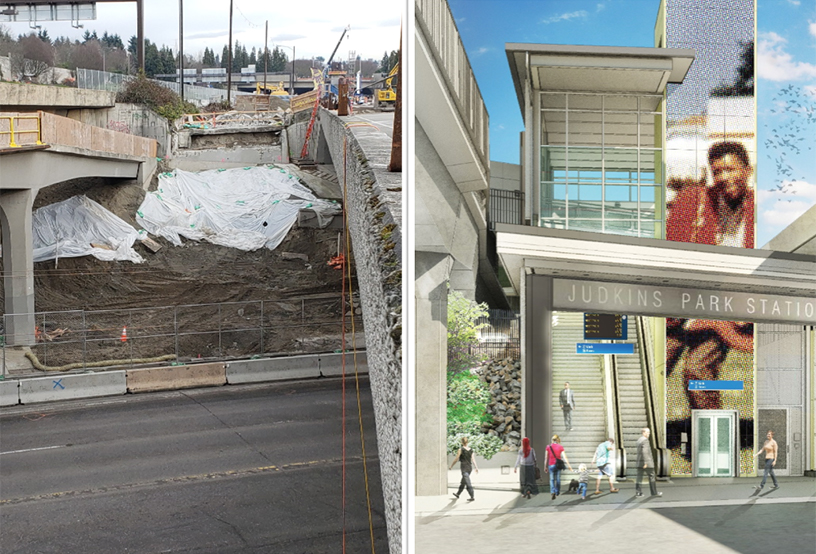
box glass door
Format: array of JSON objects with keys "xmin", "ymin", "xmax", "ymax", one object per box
[{"xmin": 693, "ymin": 411, "xmax": 737, "ymax": 477}]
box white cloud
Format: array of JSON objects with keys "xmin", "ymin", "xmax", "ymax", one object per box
[
  {"xmin": 596, "ymin": 4, "xmax": 606, "ymax": 12},
  {"xmin": 788, "ymin": 0, "xmax": 801, "ymax": 6},
  {"xmin": 810, "ymin": 21, "xmax": 816, "ymax": 38},
  {"xmin": 759, "ymin": 180, "xmax": 816, "ymax": 226},
  {"xmin": 758, "ymin": 32, "xmax": 816, "ymax": 82},
  {"xmin": 541, "ymin": 10, "xmax": 588, "ymax": 24}
]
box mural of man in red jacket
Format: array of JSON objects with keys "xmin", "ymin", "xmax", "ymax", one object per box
[
  {"xmin": 667, "ymin": 141, "xmax": 755, "ymax": 249},
  {"xmin": 665, "ymin": 141, "xmax": 756, "ymax": 466}
]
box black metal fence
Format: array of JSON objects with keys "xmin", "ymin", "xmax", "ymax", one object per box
[
  {"xmin": 3, "ymin": 296, "xmax": 364, "ymax": 372},
  {"xmin": 489, "ymin": 189, "xmax": 524, "ymax": 226},
  {"xmin": 450, "ymin": 309, "xmax": 520, "ymax": 363}
]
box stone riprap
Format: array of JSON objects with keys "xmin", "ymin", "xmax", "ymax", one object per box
[
  {"xmin": 478, "ymin": 358, "xmax": 522, "ymax": 451},
  {"xmin": 317, "ymin": 109, "xmax": 402, "ymax": 554}
]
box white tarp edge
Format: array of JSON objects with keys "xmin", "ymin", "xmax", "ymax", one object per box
[
  {"xmin": 136, "ymin": 166, "xmax": 340, "ymax": 251},
  {"xmin": 32, "ymin": 196, "xmax": 145, "ymax": 263}
]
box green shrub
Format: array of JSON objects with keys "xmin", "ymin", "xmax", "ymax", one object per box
[
  {"xmin": 116, "ymin": 75, "xmax": 197, "ymax": 121},
  {"xmin": 447, "ymin": 433, "xmax": 503, "ymax": 461},
  {"xmin": 447, "ymin": 288, "xmax": 489, "ymax": 374}
]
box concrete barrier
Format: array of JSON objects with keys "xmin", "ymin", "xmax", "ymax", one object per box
[
  {"xmin": 226, "ymin": 355, "xmax": 320, "ymax": 384},
  {"xmin": 126, "ymin": 363, "xmax": 226, "ymax": 393},
  {"xmin": 319, "ymin": 351, "xmax": 368, "ymax": 377},
  {"xmin": 19, "ymin": 371, "xmax": 126, "ymax": 404},
  {"xmin": 1, "ymin": 380, "xmax": 20, "ymax": 406}
]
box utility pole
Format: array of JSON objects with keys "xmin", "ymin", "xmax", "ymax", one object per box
[
  {"xmin": 227, "ymin": 0, "xmax": 233, "ymax": 105},
  {"xmin": 291, "ymin": 45, "xmax": 295, "ymax": 95},
  {"xmin": 178, "ymin": 0, "xmax": 184, "ymax": 102},
  {"xmin": 263, "ymin": 20, "xmax": 268, "ymax": 94}
]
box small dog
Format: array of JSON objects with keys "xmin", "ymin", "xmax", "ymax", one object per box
[{"xmin": 567, "ymin": 479, "xmax": 579, "ymax": 493}]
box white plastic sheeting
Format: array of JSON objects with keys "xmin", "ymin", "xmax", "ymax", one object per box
[
  {"xmin": 32, "ymin": 196, "xmax": 145, "ymax": 263},
  {"xmin": 136, "ymin": 166, "xmax": 340, "ymax": 251}
]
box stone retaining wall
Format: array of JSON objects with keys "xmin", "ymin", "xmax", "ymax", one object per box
[{"xmin": 318, "ymin": 109, "xmax": 402, "ymax": 554}]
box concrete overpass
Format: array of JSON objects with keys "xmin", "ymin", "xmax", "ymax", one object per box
[{"xmin": 0, "ymin": 111, "xmax": 157, "ymax": 345}]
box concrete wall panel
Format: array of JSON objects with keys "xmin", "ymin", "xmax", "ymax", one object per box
[
  {"xmin": 126, "ymin": 363, "xmax": 226, "ymax": 393},
  {"xmin": 0, "ymin": 380, "xmax": 20, "ymax": 406},
  {"xmin": 319, "ymin": 352, "xmax": 368, "ymax": 377},
  {"xmin": 226, "ymin": 355, "xmax": 320, "ymax": 384},
  {"xmin": 19, "ymin": 371, "xmax": 126, "ymax": 404}
]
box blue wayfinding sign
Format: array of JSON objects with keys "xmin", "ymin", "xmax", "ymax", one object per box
[
  {"xmin": 576, "ymin": 343, "xmax": 635, "ymax": 355},
  {"xmin": 688, "ymin": 380, "xmax": 744, "ymax": 391}
]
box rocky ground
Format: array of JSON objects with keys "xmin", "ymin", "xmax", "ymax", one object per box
[{"xmin": 476, "ymin": 357, "xmax": 522, "ymax": 451}]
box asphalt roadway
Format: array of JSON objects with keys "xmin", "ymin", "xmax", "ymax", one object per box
[{"xmin": 0, "ymin": 377, "xmax": 388, "ymax": 554}]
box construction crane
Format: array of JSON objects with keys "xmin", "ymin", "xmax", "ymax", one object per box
[{"xmin": 377, "ymin": 62, "xmax": 399, "ymax": 107}]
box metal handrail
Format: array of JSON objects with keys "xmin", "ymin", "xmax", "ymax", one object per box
[
  {"xmin": 0, "ymin": 114, "xmax": 43, "ymax": 148},
  {"xmin": 603, "ymin": 349, "xmax": 627, "ymax": 478}
]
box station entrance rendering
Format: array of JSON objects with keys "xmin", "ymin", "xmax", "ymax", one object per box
[{"xmin": 504, "ymin": 228, "xmax": 815, "ymax": 482}]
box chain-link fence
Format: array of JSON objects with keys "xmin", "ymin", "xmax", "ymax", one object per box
[
  {"xmin": 3, "ymin": 296, "xmax": 364, "ymax": 372},
  {"xmin": 76, "ymin": 68, "xmax": 232, "ymax": 105}
]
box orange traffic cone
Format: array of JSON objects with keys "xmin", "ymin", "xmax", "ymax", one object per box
[{"xmin": 120, "ymin": 326, "xmax": 128, "ymax": 342}]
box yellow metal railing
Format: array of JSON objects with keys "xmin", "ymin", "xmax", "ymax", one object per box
[{"xmin": 0, "ymin": 114, "xmax": 43, "ymax": 148}]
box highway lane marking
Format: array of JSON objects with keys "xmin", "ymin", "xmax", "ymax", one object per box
[
  {"xmin": 0, "ymin": 444, "xmax": 69, "ymax": 456},
  {"xmin": 0, "ymin": 455, "xmax": 379, "ymax": 506}
]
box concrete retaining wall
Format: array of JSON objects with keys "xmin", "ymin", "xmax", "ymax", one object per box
[
  {"xmin": 0, "ymin": 80, "xmax": 114, "ymax": 108},
  {"xmin": 126, "ymin": 362, "xmax": 226, "ymax": 393},
  {"xmin": 1, "ymin": 380, "xmax": 20, "ymax": 406},
  {"xmin": 19, "ymin": 371, "xmax": 126, "ymax": 404},
  {"xmin": 68, "ymin": 104, "xmax": 171, "ymax": 160}
]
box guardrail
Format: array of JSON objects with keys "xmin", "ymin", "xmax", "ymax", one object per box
[
  {"xmin": 416, "ymin": 0, "xmax": 490, "ymax": 171},
  {"xmin": 0, "ymin": 113, "xmax": 43, "ymax": 148}
]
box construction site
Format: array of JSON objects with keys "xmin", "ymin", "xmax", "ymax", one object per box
[{"xmin": 1, "ymin": 10, "xmax": 403, "ymax": 550}]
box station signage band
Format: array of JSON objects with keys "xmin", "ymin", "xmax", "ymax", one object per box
[{"xmin": 553, "ymin": 279, "xmax": 816, "ymax": 324}]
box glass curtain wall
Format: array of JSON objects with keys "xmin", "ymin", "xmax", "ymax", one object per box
[{"xmin": 539, "ymin": 92, "xmax": 663, "ymax": 238}]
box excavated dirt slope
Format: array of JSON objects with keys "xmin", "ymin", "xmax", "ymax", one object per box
[{"xmin": 1, "ymin": 166, "xmax": 356, "ymax": 367}]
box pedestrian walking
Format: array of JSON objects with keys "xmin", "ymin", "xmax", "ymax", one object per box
[
  {"xmin": 753, "ymin": 430, "xmax": 779, "ymax": 490},
  {"xmin": 635, "ymin": 428, "xmax": 662, "ymax": 497},
  {"xmin": 544, "ymin": 434, "xmax": 573, "ymax": 500},
  {"xmin": 449, "ymin": 436, "xmax": 478, "ymax": 501},
  {"xmin": 577, "ymin": 463, "xmax": 589, "ymax": 500},
  {"xmin": 559, "ymin": 382, "xmax": 576, "ymax": 431},
  {"xmin": 514, "ymin": 437, "xmax": 539, "ymax": 499},
  {"xmin": 592, "ymin": 437, "xmax": 619, "ymax": 494}
]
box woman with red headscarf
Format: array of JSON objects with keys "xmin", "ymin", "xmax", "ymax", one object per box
[{"xmin": 514, "ymin": 437, "xmax": 539, "ymax": 499}]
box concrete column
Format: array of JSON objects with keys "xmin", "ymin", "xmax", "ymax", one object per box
[
  {"xmin": 0, "ymin": 189, "xmax": 36, "ymax": 345},
  {"xmin": 415, "ymin": 251, "xmax": 452, "ymax": 495},
  {"xmin": 524, "ymin": 274, "xmax": 553, "ymax": 454}
]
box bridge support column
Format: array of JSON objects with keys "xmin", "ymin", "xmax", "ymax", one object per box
[
  {"xmin": 415, "ymin": 252, "xmax": 452, "ymax": 495},
  {"xmin": 0, "ymin": 189, "xmax": 36, "ymax": 346},
  {"xmin": 524, "ymin": 274, "xmax": 553, "ymax": 457}
]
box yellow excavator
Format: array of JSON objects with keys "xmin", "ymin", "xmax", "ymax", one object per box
[{"xmin": 377, "ymin": 62, "xmax": 399, "ymax": 106}]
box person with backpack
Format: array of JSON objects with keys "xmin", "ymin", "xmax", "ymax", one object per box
[
  {"xmin": 544, "ymin": 434, "xmax": 573, "ymax": 500},
  {"xmin": 449, "ymin": 436, "xmax": 479, "ymax": 501}
]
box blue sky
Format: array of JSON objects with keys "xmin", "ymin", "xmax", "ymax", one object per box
[{"xmin": 447, "ymin": 0, "xmax": 816, "ymax": 246}]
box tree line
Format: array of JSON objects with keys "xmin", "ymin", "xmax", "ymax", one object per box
[{"xmin": 0, "ymin": 25, "xmax": 396, "ymax": 81}]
